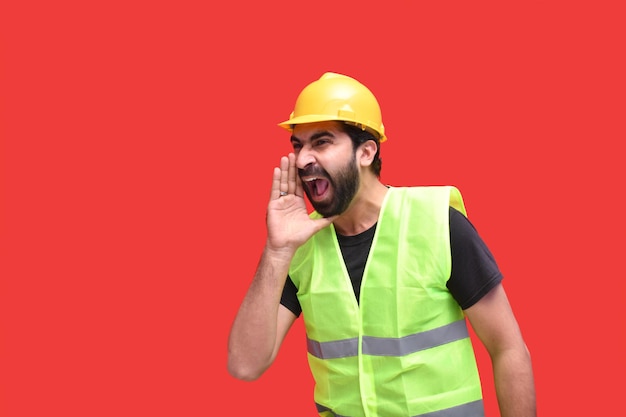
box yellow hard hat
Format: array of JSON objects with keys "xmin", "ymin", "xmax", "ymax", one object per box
[{"xmin": 278, "ymin": 72, "xmax": 387, "ymax": 142}]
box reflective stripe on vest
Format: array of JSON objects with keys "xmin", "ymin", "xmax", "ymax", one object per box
[
  {"xmin": 316, "ymin": 399, "xmax": 484, "ymax": 417},
  {"xmin": 308, "ymin": 319, "xmax": 469, "ymax": 359}
]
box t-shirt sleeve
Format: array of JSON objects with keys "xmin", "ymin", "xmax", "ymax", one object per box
[
  {"xmin": 446, "ymin": 206, "xmax": 503, "ymax": 309},
  {"xmin": 280, "ymin": 276, "xmax": 302, "ymax": 317}
]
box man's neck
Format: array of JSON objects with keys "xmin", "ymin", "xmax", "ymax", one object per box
[{"xmin": 332, "ymin": 180, "xmax": 388, "ymax": 236}]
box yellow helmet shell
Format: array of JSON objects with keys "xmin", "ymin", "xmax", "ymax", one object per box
[{"xmin": 278, "ymin": 72, "xmax": 387, "ymax": 142}]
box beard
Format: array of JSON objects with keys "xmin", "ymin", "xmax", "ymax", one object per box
[{"xmin": 300, "ymin": 153, "xmax": 360, "ymax": 218}]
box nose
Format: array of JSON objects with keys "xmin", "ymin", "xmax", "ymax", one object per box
[{"xmin": 295, "ymin": 146, "xmax": 315, "ymax": 170}]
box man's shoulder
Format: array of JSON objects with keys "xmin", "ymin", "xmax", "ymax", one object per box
[{"xmin": 387, "ymin": 185, "xmax": 461, "ymax": 204}]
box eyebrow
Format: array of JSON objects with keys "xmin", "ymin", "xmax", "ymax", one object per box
[{"xmin": 290, "ymin": 130, "xmax": 336, "ymax": 144}]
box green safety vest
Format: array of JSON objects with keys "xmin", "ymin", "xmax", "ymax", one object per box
[{"xmin": 289, "ymin": 186, "xmax": 484, "ymax": 417}]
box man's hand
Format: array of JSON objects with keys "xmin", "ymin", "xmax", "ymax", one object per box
[{"xmin": 266, "ymin": 153, "xmax": 335, "ymax": 254}]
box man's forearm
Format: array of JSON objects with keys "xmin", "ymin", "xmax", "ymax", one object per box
[
  {"xmin": 227, "ymin": 246, "xmax": 293, "ymax": 381},
  {"xmin": 493, "ymin": 347, "xmax": 536, "ymax": 417}
]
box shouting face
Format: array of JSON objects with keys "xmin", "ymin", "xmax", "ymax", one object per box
[{"xmin": 291, "ymin": 122, "xmax": 360, "ymax": 217}]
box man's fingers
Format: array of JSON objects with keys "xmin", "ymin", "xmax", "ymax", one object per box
[
  {"xmin": 271, "ymin": 153, "xmax": 302, "ymax": 200},
  {"xmin": 279, "ymin": 156, "xmax": 289, "ymax": 194},
  {"xmin": 295, "ymin": 175, "xmax": 304, "ymax": 198},
  {"xmin": 287, "ymin": 153, "xmax": 297, "ymax": 195},
  {"xmin": 270, "ymin": 166, "xmax": 281, "ymax": 200}
]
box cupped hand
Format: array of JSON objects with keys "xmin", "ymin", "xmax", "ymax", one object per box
[{"xmin": 266, "ymin": 153, "xmax": 335, "ymax": 254}]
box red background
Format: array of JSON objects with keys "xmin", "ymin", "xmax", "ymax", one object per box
[{"xmin": 1, "ymin": 1, "xmax": 624, "ymax": 416}]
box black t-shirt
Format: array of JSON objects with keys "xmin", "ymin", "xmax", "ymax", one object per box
[{"xmin": 280, "ymin": 207, "xmax": 503, "ymax": 316}]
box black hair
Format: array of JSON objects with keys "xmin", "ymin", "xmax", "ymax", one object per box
[{"xmin": 341, "ymin": 123, "xmax": 382, "ymax": 177}]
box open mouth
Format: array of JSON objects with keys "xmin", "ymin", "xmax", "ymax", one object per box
[{"xmin": 302, "ymin": 177, "xmax": 330, "ymax": 200}]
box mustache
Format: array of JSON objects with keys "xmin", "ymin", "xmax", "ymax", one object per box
[{"xmin": 298, "ymin": 166, "xmax": 328, "ymax": 179}]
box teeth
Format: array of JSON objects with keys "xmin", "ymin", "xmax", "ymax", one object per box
[{"xmin": 304, "ymin": 177, "xmax": 318, "ymax": 182}]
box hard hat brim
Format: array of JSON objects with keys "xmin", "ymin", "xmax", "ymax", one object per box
[{"xmin": 277, "ymin": 114, "xmax": 347, "ymax": 130}]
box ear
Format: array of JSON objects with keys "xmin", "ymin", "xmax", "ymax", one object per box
[{"xmin": 358, "ymin": 140, "xmax": 378, "ymax": 167}]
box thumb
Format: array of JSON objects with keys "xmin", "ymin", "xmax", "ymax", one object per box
[{"xmin": 312, "ymin": 215, "xmax": 338, "ymax": 233}]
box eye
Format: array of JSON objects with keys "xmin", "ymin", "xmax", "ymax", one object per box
[
  {"xmin": 313, "ymin": 138, "xmax": 330, "ymax": 147},
  {"xmin": 291, "ymin": 142, "xmax": 302, "ymax": 151}
]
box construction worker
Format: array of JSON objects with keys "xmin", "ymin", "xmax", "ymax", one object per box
[{"xmin": 228, "ymin": 72, "xmax": 536, "ymax": 417}]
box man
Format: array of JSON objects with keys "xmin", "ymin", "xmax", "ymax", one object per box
[{"xmin": 228, "ymin": 72, "xmax": 536, "ymax": 417}]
